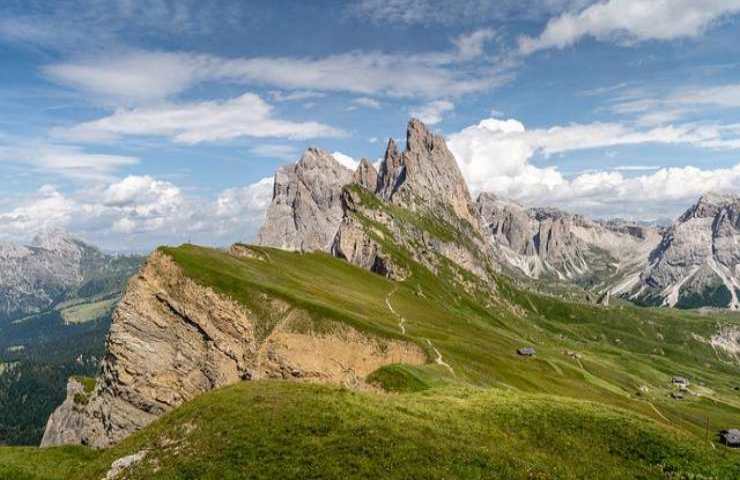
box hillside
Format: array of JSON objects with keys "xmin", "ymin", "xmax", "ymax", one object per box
[
  {"xmin": 2, "ymin": 243, "xmax": 739, "ymax": 478},
  {"xmin": 3, "ymin": 381, "xmax": 740, "ymax": 480},
  {"xmin": 16, "ymin": 119, "xmax": 740, "ymax": 478}
]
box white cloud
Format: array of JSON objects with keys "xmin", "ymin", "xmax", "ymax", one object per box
[
  {"xmin": 670, "ymin": 83, "xmax": 740, "ymax": 108},
  {"xmin": 447, "ymin": 117, "xmax": 740, "ymax": 218},
  {"xmin": 0, "ymin": 174, "xmax": 277, "ymax": 251},
  {"xmin": 0, "ymin": 143, "xmax": 138, "ymax": 180},
  {"xmin": 452, "ymin": 29, "xmax": 497, "ymax": 60},
  {"xmin": 0, "ymin": 185, "xmax": 74, "ymax": 237},
  {"xmin": 410, "ymin": 100, "xmax": 455, "ymax": 125},
  {"xmin": 56, "ymin": 93, "xmax": 345, "ymax": 144},
  {"xmin": 44, "ymin": 43, "xmax": 508, "ymax": 103},
  {"xmin": 269, "ymin": 90, "xmax": 326, "ymax": 102},
  {"xmin": 352, "ymin": 97, "xmax": 382, "ymax": 109},
  {"xmin": 215, "ymin": 176, "xmax": 274, "ymax": 219},
  {"xmin": 249, "ymin": 144, "xmax": 299, "ymax": 161},
  {"xmin": 331, "ymin": 152, "xmax": 360, "ymax": 170},
  {"xmin": 519, "ymin": 0, "xmax": 740, "ymax": 55}
]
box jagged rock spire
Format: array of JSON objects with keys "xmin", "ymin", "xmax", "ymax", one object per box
[{"xmin": 376, "ymin": 118, "xmax": 478, "ymax": 228}]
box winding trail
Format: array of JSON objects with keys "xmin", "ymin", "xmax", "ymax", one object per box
[
  {"xmin": 385, "ymin": 285, "xmax": 406, "ymax": 335},
  {"xmin": 425, "ymin": 339, "xmax": 455, "ymax": 375},
  {"xmin": 384, "ymin": 283, "xmax": 454, "ymax": 375}
]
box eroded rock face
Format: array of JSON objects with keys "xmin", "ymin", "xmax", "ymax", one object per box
[
  {"xmin": 42, "ymin": 249, "xmax": 425, "ymax": 448},
  {"xmin": 377, "ymin": 119, "xmax": 480, "ymax": 229},
  {"xmin": 476, "ymin": 193, "xmax": 661, "ymax": 285},
  {"xmin": 353, "ymin": 158, "xmax": 378, "ymax": 191},
  {"xmin": 634, "ymin": 194, "xmax": 740, "ymax": 309},
  {"xmin": 256, "ymin": 148, "xmax": 353, "ymax": 252}
]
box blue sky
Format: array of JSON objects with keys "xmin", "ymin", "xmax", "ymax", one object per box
[{"xmin": 1, "ymin": 0, "xmax": 740, "ymax": 251}]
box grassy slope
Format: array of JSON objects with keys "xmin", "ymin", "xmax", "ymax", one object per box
[
  {"xmin": 2, "ymin": 239, "xmax": 739, "ymax": 478},
  {"xmin": 2, "ymin": 381, "xmax": 738, "ymax": 480}
]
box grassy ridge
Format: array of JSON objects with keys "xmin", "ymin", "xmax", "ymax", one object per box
[
  {"xmin": 2, "ymin": 239, "xmax": 738, "ymax": 478},
  {"xmin": 2, "ymin": 381, "xmax": 738, "ymax": 480}
]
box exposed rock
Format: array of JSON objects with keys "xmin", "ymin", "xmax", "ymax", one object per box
[
  {"xmin": 0, "ymin": 229, "xmax": 141, "ymax": 322},
  {"xmin": 377, "ymin": 119, "xmax": 480, "ymax": 229},
  {"xmin": 42, "ymin": 249, "xmax": 425, "ymax": 447},
  {"xmin": 103, "ymin": 450, "xmax": 147, "ymax": 480},
  {"xmin": 40, "ymin": 377, "xmax": 89, "ymax": 447},
  {"xmin": 627, "ymin": 194, "xmax": 740, "ymax": 309},
  {"xmin": 353, "ymin": 158, "xmax": 378, "ymax": 191},
  {"xmin": 332, "ymin": 188, "xmax": 407, "ymax": 280},
  {"xmin": 256, "ymin": 148, "xmax": 353, "ymax": 252},
  {"xmin": 476, "ymin": 193, "xmax": 661, "ymax": 286}
]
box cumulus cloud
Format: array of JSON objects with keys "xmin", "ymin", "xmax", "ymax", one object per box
[
  {"xmin": 447, "ymin": 117, "xmax": 740, "ymax": 218},
  {"xmin": 410, "ymin": 100, "xmax": 455, "ymax": 125},
  {"xmin": 56, "ymin": 93, "xmax": 345, "ymax": 144},
  {"xmin": 519, "ymin": 0, "xmax": 740, "ymax": 55},
  {"xmin": 0, "ymin": 175, "xmax": 276, "ymax": 251},
  {"xmin": 0, "ymin": 185, "xmax": 75, "ymax": 237}
]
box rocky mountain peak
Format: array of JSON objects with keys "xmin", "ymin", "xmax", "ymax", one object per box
[
  {"xmin": 377, "ymin": 119, "xmax": 478, "ymax": 227},
  {"xmin": 30, "ymin": 228, "xmax": 84, "ymax": 256},
  {"xmin": 256, "ymin": 148, "xmax": 353, "ymax": 252},
  {"xmin": 679, "ymin": 193, "xmax": 739, "ymax": 222}
]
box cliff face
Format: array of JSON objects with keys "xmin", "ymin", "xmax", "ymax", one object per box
[
  {"xmin": 630, "ymin": 194, "xmax": 740, "ymax": 309},
  {"xmin": 256, "ymin": 148, "xmax": 353, "ymax": 252},
  {"xmin": 42, "ymin": 248, "xmax": 425, "ymax": 448},
  {"xmin": 476, "ymin": 193, "xmax": 661, "ymax": 287}
]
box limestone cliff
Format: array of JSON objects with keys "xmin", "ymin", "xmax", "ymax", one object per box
[
  {"xmin": 256, "ymin": 148, "xmax": 353, "ymax": 252},
  {"xmin": 626, "ymin": 193, "xmax": 740, "ymax": 309},
  {"xmin": 476, "ymin": 192, "xmax": 661, "ymax": 287},
  {"xmin": 42, "ymin": 249, "xmax": 425, "ymax": 448}
]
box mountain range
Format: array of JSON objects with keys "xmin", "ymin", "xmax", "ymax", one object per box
[{"xmin": 2, "ymin": 119, "xmax": 739, "ymax": 479}]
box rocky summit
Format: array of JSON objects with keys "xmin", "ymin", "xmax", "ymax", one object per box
[
  {"xmin": 476, "ymin": 193, "xmax": 662, "ymax": 289},
  {"xmin": 256, "ymin": 147, "xmax": 353, "ymax": 252},
  {"xmin": 613, "ymin": 193, "xmax": 740, "ymax": 309}
]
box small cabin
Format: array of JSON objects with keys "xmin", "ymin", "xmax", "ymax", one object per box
[
  {"xmin": 720, "ymin": 429, "xmax": 740, "ymax": 448},
  {"xmin": 517, "ymin": 347, "xmax": 536, "ymax": 357},
  {"xmin": 671, "ymin": 376, "xmax": 689, "ymax": 386}
]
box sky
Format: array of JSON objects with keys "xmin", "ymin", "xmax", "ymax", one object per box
[{"xmin": 1, "ymin": 0, "xmax": 740, "ymax": 251}]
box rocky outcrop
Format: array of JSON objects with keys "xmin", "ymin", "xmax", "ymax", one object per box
[
  {"xmin": 377, "ymin": 119, "xmax": 480, "ymax": 229},
  {"xmin": 353, "ymin": 158, "xmax": 378, "ymax": 191},
  {"xmin": 626, "ymin": 194, "xmax": 740, "ymax": 309},
  {"xmin": 476, "ymin": 193, "xmax": 661, "ymax": 286},
  {"xmin": 335, "ymin": 120, "xmax": 495, "ymax": 283},
  {"xmin": 42, "ymin": 249, "xmax": 425, "ymax": 448},
  {"xmin": 256, "ymin": 148, "xmax": 354, "ymax": 252}
]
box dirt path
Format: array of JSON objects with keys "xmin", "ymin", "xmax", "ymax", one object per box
[
  {"xmin": 385, "ymin": 285, "xmax": 406, "ymax": 335},
  {"xmin": 425, "ymin": 339, "xmax": 455, "ymax": 375},
  {"xmin": 647, "ymin": 401, "xmax": 671, "ymax": 423}
]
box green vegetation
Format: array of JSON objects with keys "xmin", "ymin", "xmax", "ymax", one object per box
[
  {"xmin": 1, "ymin": 381, "xmax": 738, "ymax": 480},
  {"xmin": 59, "ymin": 297, "xmax": 118, "ymax": 325},
  {"xmin": 2, "ymin": 191, "xmax": 739, "ymax": 477}
]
